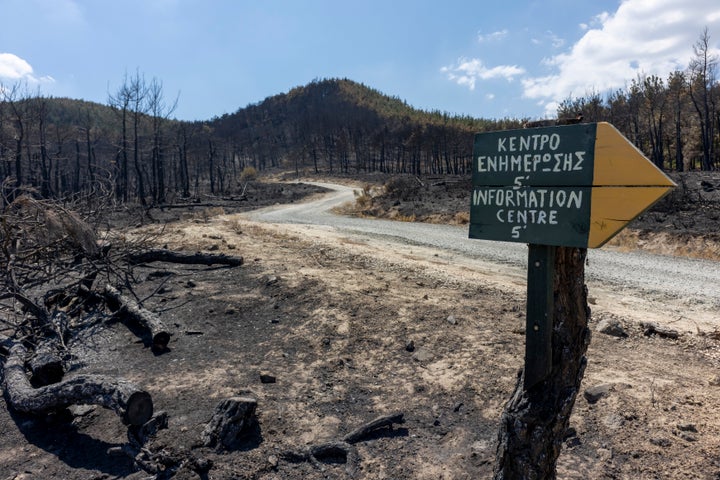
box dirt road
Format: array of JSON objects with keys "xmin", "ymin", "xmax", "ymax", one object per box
[{"xmin": 246, "ymin": 181, "xmax": 720, "ymax": 334}]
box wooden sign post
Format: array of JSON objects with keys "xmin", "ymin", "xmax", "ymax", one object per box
[
  {"xmin": 469, "ymin": 122, "xmax": 676, "ymax": 478},
  {"xmin": 470, "ymin": 121, "xmax": 675, "ymax": 388}
]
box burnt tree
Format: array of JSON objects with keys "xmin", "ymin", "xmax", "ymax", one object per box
[{"xmin": 494, "ymin": 247, "xmax": 591, "ymax": 479}]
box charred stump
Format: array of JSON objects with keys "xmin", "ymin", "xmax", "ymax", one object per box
[
  {"xmin": 493, "ymin": 247, "xmax": 591, "ymax": 479},
  {"xmin": 103, "ymin": 284, "xmax": 170, "ymax": 350},
  {"xmin": 201, "ymin": 396, "xmax": 258, "ymax": 450},
  {"xmin": 3, "ymin": 342, "xmax": 153, "ymax": 426}
]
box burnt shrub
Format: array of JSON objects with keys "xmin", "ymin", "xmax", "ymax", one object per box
[{"xmin": 384, "ymin": 176, "xmax": 423, "ymax": 201}]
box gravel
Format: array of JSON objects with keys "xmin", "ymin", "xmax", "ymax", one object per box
[{"xmin": 246, "ymin": 182, "xmax": 720, "ymax": 310}]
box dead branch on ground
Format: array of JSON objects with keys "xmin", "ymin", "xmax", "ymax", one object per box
[
  {"xmin": 103, "ymin": 284, "xmax": 171, "ymax": 350},
  {"xmin": 281, "ymin": 412, "xmax": 405, "ymax": 476},
  {"xmin": 642, "ymin": 322, "xmax": 680, "ymax": 339},
  {"xmin": 27, "ymin": 337, "xmax": 65, "ymax": 387}
]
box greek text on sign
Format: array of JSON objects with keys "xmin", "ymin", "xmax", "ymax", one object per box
[{"xmin": 469, "ymin": 122, "xmax": 676, "ymax": 248}]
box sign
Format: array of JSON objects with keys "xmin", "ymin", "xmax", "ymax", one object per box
[{"xmin": 469, "ymin": 122, "xmax": 676, "ymax": 248}]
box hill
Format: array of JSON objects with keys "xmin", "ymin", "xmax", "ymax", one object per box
[
  {"xmin": 208, "ymin": 78, "xmax": 521, "ymax": 175},
  {"xmin": 0, "ymin": 78, "xmax": 520, "ymax": 205}
]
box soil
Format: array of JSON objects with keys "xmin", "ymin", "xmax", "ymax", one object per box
[{"xmin": 1, "ymin": 174, "xmax": 719, "ymax": 479}]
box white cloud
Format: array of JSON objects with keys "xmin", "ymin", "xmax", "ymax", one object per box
[
  {"xmin": 441, "ymin": 58, "xmax": 525, "ymax": 90},
  {"xmin": 531, "ymin": 31, "xmax": 565, "ymax": 48},
  {"xmin": 0, "ymin": 53, "xmax": 54, "ymax": 85},
  {"xmin": 578, "ymin": 12, "xmax": 610, "ymax": 33},
  {"xmin": 548, "ymin": 31, "xmax": 565, "ymax": 49},
  {"xmin": 530, "ymin": 30, "xmax": 565, "ymax": 48},
  {"xmin": 522, "ymin": 0, "xmax": 720, "ymax": 112},
  {"xmin": 0, "ymin": 53, "xmax": 34, "ymax": 80},
  {"xmin": 478, "ymin": 29, "xmax": 509, "ymax": 42}
]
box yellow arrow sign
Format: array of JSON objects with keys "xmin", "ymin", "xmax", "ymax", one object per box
[{"xmin": 589, "ymin": 122, "xmax": 676, "ymax": 248}]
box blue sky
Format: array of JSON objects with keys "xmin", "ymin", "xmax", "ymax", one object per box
[{"xmin": 1, "ymin": 0, "xmax": 719, "ymax": 121}]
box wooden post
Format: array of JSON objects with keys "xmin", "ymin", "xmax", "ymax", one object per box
[
  {"xmin": 524, "ymin": 244, "xmax": 555, "ymax": 389},
  {"xmin": 494, "ymin": 247, "xmax": 591, "ymax": 479}
]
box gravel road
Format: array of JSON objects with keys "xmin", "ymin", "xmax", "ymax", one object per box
[{"xmin": 245, "ymin": 181, "xmax": 720, "ymax": 326}]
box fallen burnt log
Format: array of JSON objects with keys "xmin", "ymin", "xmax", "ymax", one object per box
[
  {"xmin": 3, "ymin": 342, "xmax": 153, "ymax": 426},
  {"xmin": 282, "ymin": 442, "xmax": 360, "ymax": 475},
  {"xmin": 0, "ymin": 334, "xmax": 12, "ymax": 355},
  {"xmin": 28, "ymin": 338, "xmax": 65, "ymax": 387},
  {"xmin": 103, "ymin": 284, "xmax": 170, "ymax": 350},
  {"xmin": 126, "ymin": 248, "xmax": 244, "ymax": 267},
  {"xmin": 2, "ymin": 293, "xmax": 67, "ymax": 386}
]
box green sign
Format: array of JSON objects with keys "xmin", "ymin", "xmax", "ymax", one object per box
[{"xmin": 469, "ymin": 122, "xmax": 675, "ymax": 248}]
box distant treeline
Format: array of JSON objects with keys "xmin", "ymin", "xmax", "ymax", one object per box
[
  {"xmin": 210, "ymin": 78, "xmax": 521, "ymax": 177},
  {"xmin": 0, "ymin": 29, "xmax": 717, "ymax": 205},
  {"xmin": 556, "ymin": 28, "xmax": 719, "ymax": 172}
]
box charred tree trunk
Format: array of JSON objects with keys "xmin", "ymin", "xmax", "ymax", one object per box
[
  {"xmin": 121, "ymin": 106, "xmax": 129, "ymax": 202},
  {"xmin": 208, "ymin": 138, "xmax": 216, "ymax": 194},
  {"xmin": 103, "ymin": 284, "xmax": 170, "ymax": 350},
  {"xmin": 13, "ymin": 124, "xmax": 23, "ymax": 190},
  {"xmin": 74, "ymin": 139, "xmax": 82, "ymax": 194},
  {"xmin": 493, "ymin": 247, "xmax": 591, "ymax": 479},
  {"xmin": 126, "ymin": 248, "xmax": 244, "ymax": 267},
  {"xmin": 3, "ymin": 343, "xmax": 153, "ymax": 426},
  {"xmin": 4, "ymin": 290, "xmax": 66, "ymax": 387},
  {"xmin": 201, "ymin": 396, "xmax": 258, "ymax": 449}
]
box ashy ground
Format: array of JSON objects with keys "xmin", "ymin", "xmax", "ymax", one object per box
[{"xmin": 1, "ymin": 176, "xmax": 719, "ymax": 479}]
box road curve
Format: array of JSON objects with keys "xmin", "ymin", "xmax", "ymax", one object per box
[{"xmin": 244, "ymin": 181, "xmax": 720, "ymax": 325}]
